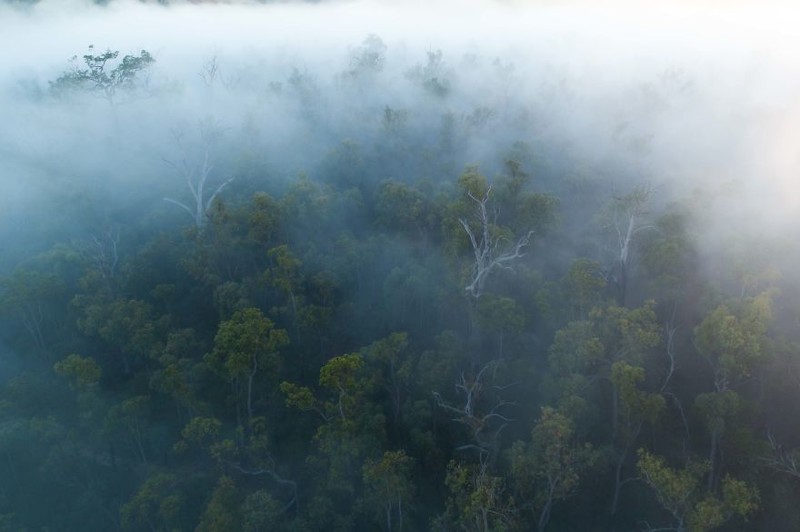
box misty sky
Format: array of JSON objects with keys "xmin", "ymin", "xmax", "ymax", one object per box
[{"xmin": 2, "ymin": 0, "xmax": 800, "ymax": 246}]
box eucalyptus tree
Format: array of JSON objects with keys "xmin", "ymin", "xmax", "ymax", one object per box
[
  {"xmin": 205, "ymin": 307, "xmax": 289, "ymax": 427},
  {"xmin": 362, "ymin": 450, "xmax": 415, "ymax": 532},
  {"xmin": 509, "ymin": 407, "xmax": 599, "ymax": 532},
  {"xmin": 693, "ymin": 291, "xmax": 773, "ymax": 490},
  {"xmin": 50, "ymin": 46, "xmax": 155, "ymax": 108},
  {"xmin": 636, "ymin": 449, "xmax": 758, "ymax": 532},
  {"xmin": 452, "ymin": 165, "xmax": 554, "ymax": 299},
  {"xmin": 600, "ymin": 183, "xmax": 653, "ymax": 306},
  {"xmin": 163, "ymin": 122, "xmax": 234, "ymax": 229}
]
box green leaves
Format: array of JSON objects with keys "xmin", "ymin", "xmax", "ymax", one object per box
[
  {"xmin": 121, "ymin": 473, "xmax": 182, "ymax": 532},
  {"xmin": 637, "ymin": 449, "xmax": 759, "ymax": 532},
  {"xmin": 438, "ymin": 459, "xmax": 514, "ymax": 532},
  {"xmin": 694, "ymin": 292, "xmax": 773, "ymax": 385},
  {"xmin": 362, "ymin": 450, "xmax": 415, "ymax": 531},
  {"xmin": 196, "ymin": 476, "xmax": 242, "ymax": 532},
  {"xmin": 53, "ymin": 354, "xmax": 101, "ymax": 391},
  {"xmin": 50, "ymin": 47, "xmax": 155, "ymax": 104},
  {"xmin": 207, "ymin": 307, "xmax": 288, "ymax": 381},
  {"xmin": 509, "ymin": 407, "xmax": 598, "ymax": 530},
  {"xmin": 637, "ymin": 449, "xmax": 707, "ymax": 525},
  {"xmin": 611, "ymin": 361, "xmax": 665, "ymax": 435}
]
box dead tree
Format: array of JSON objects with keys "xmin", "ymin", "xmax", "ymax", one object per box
[
  {"xmin": 459, "ymin": 186, "xmax": 532, "ymax": 298},
  {"xmin": 199, "ymin": 55, "xmax": 220, "ymax": 87},
  {"xmin": 84, "ymin": 227, "xmax": 120, "ymax": 292},
  {"xmin": 163, "ymin": 128, "xmax": 233, "ymax": 229},
  {"xmin": 605, "ymin": 183, "xmax": 653, "ymax": 305},
  {"xmin": 761, "ymin": 430, "xmax": 800, "ymax": 479},
  {"xmin": 434, "ymin": 360, "xmax": 515, "ymax": 464}
]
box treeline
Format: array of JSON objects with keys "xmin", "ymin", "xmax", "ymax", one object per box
[{"xmin": 2, "ymin": 37, "xmax": 800, "ymax": 532}]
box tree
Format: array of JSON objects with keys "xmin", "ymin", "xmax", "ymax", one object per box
[
  {"xmin": 601, "ymin": 183, "xmax": 653, "ymax": 306},
  {"xmin": 693, "ymin": 292, "xmax": 772, "ymax": 489},
  {"xmin": 434, "ymin": 458, "xmax": 515, "ymax": 532},
  {"xmin": 457, "ymin": 178, "xmax": 532, "ymax": 298},
  {"xmin": 406, "ymin": 49, "xmax": 451, "ymax": 98},
  {"xmin": 561, "ymin": 258, "xmax": 607, "ymax": 320},
  {"xmin": 362, "ymin": 450, "xmax": 415, "ymax": 531},
  {"xmin": 163, "ymin": 122, "xmax": 234, "ymax": 229},
  {"xmin": 50, "ymin": 46, "xmax": 154, "ymax": 107},
  {"xmin": 196, "ymin": 476, "xmax": 242, "ymax": 532},
  {"xmin": 121, "ymin": 473, "xmax": 183, "ymax": 532},
  {"xmin": 433, "ymin": 360, "xmax": 514, "ymax": 464},
  {"xmin": 509, "ymin": 407, "xmax": 598, "ymax": 532},
  {"xmin": 363, "ymin": 332, "xmax": 414, "ymax": 424},
  {"xmin": 107, "ymin": 395, "xmax": 152, "ymax": 466},
  {"xmin": 343, "ymin": 34, "xmax": 388, "ymax": 82},
  {"xmin": 205, "ymin": 308, "xmax": 288, "ymax": 426},
  {"xmin": 608, "ymin": 361, "xmax": 665, "ymax": 515},
  {"xmin": 0, "ymin": 269, "xmax": 67, "ymax": 356},
  {"xmin": 636, "ymin": 449, "xmax": 758, "ymax": 532}
]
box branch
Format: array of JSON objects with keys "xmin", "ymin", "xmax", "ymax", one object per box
[
  {"xmin": 761, "ymin": 430, "xmax": 800, "ymax": 478},
  {"xmin": 205, "ymin": 177, "xmax": 234, "ymax": 212},
  {"xmin": 163, "ymin": 197, "xmax": 195, "ymax": 218},
  {"xmin": 227, "ymin": 462, "xmax": 298, "ymax": 513}
]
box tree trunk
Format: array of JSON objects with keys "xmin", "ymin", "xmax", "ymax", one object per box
[{"xmin": 708, "ymin": 427, "xmax": 719, "ymax": 491}]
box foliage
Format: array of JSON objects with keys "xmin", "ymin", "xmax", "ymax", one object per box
[
  {"xmin": 637, "ymin": 449, "xmax": 759, "ymax": 532},
  {"xmin": 50, "ymin": 46, "xmax": 155, "ymax": 105},
  {"xmin": 3, "ymin": 32, "xmax": 797, "ymax": 532},
  {"xmin": 509, "ymin": 407, "xmax": 599, "ymax": 531}
]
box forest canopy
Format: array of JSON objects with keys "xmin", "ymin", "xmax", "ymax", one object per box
[{"xmin": 2, "ymin": 1, "xmax": 800, "ymax": 531}]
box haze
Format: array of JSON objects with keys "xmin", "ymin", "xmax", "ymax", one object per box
[{"xmin": 2, "ymin": 1, "xmax": 800, "ymax": 531}]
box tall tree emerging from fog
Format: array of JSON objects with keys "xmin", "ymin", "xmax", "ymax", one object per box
[
  {"xmin": 163, "ymin": 121, "xmax": 234, "ymax": 228},
  {"xmin": 601, "ymin": 183, "xmax": 652, "ymax": 306},
  {"xmin": 453, "ymin": 165, "xmax": 554, "ymax": 298},
  {"xmin": 50, "ymin": 46, "xmax": 154, "ymax": 108}
]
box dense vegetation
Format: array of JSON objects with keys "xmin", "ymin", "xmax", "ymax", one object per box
[{"xmin": 2, "ymin": 10, "xmax": 800, "ymax": 531}]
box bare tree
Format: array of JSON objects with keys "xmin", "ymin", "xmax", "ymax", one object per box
[
  {"xmin": 199, "ymin": 55, "xmax": 220, "ymax": 88},
  {"xmin": 434, "ymin": 360, "xmax": 515, "ymax": 463},
  {"xmin": 761, "ymin": 430, "xmax": 800, "ymax": 479},
  {"xmin": 76, "ymin": 227, "xmax": 120, "ymax": 294},
  {"xmin": 605, "ymin": 183, "xmax": 653, "ymax": 305},
  {"xmin": 459, "ymin": 186, "xmax": 533, "ymax": 298},
  {"xmin": 163, "ymin": 125, "xmax": 233, "ymax": 228}
]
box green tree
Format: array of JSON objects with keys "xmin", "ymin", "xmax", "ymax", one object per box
[
  {"xmin": 362, "ymin": 450, "xmax": 415, "ymax": 531},
  {"xmin": 363, "ymin": 332, "xmax": 413, "ymax": 424},
  {"xmin": 196, "ymin": 476, "xmax": 242, "ymax": 532},
  {"xmin": 121, "ymin": 473, "xmax": 183, "ymax": 532},
  {"xmin": 50, "ymin": 46, "xmax": 155, "ymax": 107},
  {"xmin": 608, "ymin": 361, "xmax": 665, "ymax": 515},
  {"xmin": 435, "ymin": 459, "xmax": 515, "ymax": 532},
  {"xmin": 509, "ymin": 407, "xmax": 598, "ymax": 532},
  {"xmin": 599, "ymin": 183, "xmax": 652, "ymax": 305},
  {"xmin": 561, "ymin": 258, "xmax": 607, "ymax": 320},
  {"xmin": 281, "ymin": 353, "xmax": 385, "ymax": 518},
  {"xmin": 452, "ymin": 168, "xmax": 533, "ymax": 298},
  {"xmin": 637, "ymin": 449, "xmax": 758, "ymax": 532},
  {"xmin": 0, "ymin": 269, "xmax": 67, "ymax": 356},
  {"xmin": 693, "ymin": 292, "xmax": 772, "ymax": 489},
  {"xmin": 205, "ymin": 307, "xmax": 289, "ymax": 426}
]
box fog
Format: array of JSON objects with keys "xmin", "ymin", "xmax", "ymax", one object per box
[
  {"xmin": 3, "ymin": 1, "xmax": 800, "ymax": 530},
  {"xmin": 3, "ymin": 1, "xmax": 800, "ymax": 243}
]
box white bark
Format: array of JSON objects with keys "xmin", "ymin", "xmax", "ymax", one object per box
[
  {"xmin": 459, "ymin": 186, "xmax": 532, "ymax": 298},
  {"xmin": 163, "ymin": 148, "xmax": 233, "ymax": 228}
]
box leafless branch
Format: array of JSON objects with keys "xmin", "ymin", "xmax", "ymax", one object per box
[
  {"xmin": 459, "ymin": 186, "xmax": 533, "ymax": 297},
  {"xmin": 761, "ymin": 430, "xmax": 800, "ymax": 478},
  {"xmin": 434, "ymin": 360, "xmax": 514, "ymax": 460},
  {"xmin": 163, "ymin": 146, "xmax": 233, "ymax": 228},
  {"xmin": 227, "ymin": 461, "xmax": 298, "ymax": 513}
]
